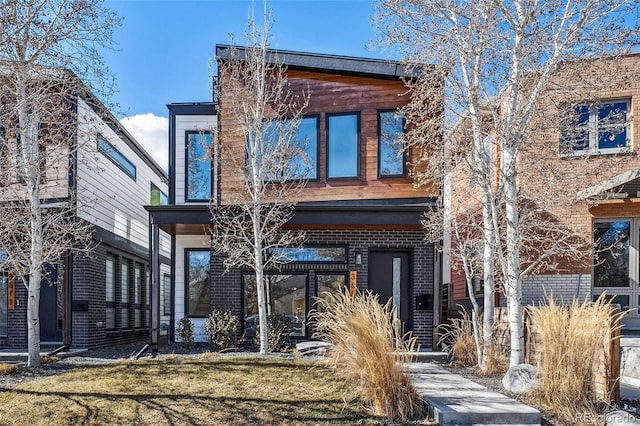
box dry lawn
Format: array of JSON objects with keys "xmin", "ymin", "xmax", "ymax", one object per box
[{"xmin": 0, "ymin": 357, "xmax": 383, "ymax": 426}]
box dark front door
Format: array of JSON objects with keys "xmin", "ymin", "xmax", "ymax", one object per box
[
  {"xmin": 368, "ymin": 250, "xmax": 411, "ymax": 331},
  {"xmin": 40, "ymin": 264, "xmax": 63, "ymax": 342}
]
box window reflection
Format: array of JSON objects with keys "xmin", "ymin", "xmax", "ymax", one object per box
[
  {"xmin": 187, "ymin": 251, "xmax": 210, "ymax": 317},
  {"xmin": 186, "ymin": 132, "xmax": 212, "ymax": 201},
  {"xmin": 316, "ymin": 274, "xmax": 346, "ymax": 311},
  {"xmin": 378, "ymin": 111, "xmax": 405, "ymax": 177},
  {"xmin": 593, "ymin": 221, "xmax": 630, "ymax": 288},
  {"xmin": 327, "ymin": 113, "xmax": 359, "ymax": 179}
]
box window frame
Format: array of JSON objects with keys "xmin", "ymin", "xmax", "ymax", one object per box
[
  {"xmin": 97, "ymin": 134, "xmax": 137, "ymax": 181},
  {"xmin": 184, "ymin": 130, "xmax": 213, "ymax": 202},
  {"xmin": 377, "ymin": 109, "xmax": 406, "ymax": 178},
  {"xmin": 268, "ymin": 245, "xmax": 349, "ymax": 264},
  {"xmin": 562, "ymin": 99, "xmax": 631, "ymax": 156},
  {"xmin": 326, "ymin": 112, "xmax": 361, "ymax": 180},
  {"xmin": 185, "ymin": 249, "xmax": 211, "ymax": 318}
]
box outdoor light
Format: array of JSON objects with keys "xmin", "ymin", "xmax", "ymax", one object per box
[{"xmin": 355, "ymin": 251, "xmax": 362, "ymax": 265}]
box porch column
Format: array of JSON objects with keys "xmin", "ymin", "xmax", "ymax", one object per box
[{"xmin": 150, "ymin": 221, "xmax": 160, "ymax": 352}]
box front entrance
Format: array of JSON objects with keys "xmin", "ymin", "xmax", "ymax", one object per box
[
  {"xmin": 39, "ymin": 264, "xmax": 63, "ymax": 342},
  {"xmin": 368, "ymin": 250, "xmax": 412, "ymax": 331}
]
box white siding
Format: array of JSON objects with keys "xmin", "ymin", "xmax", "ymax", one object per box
[
  {"xmin": 174, "ymin": 114, "xmax": 217, "ymax": 205},
  {"xmin": 174, "ymin": 235, "xmax": 210, "ymax": 342},
  {"xmin": 76, "ymin": 98, "xmax": 168, "ymax": 250}
]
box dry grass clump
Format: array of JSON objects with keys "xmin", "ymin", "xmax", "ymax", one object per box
[
  {"xmin": 527, "ymin": 295, "xmax": 625, "ymax": 422},
  {"xmin": 0, "ymin": 363, "xmax": 19, "ymax": 375},
  {"xmin": 438, "ymin": 308, "xmax": 478, "ymax": 367},
  {"xmin": 311, "ymin": 290, "xmax": 423, "ymax": 422},
  {"xmin": 39, "ymin": 355, "xmax": 59, "ymax": 365}
]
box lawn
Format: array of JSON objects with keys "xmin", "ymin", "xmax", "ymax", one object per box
[{"xmin": 0, "ymin": 356, "xmax": 385, "ymax": 426}]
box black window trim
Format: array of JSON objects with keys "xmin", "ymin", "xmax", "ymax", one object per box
[
  {"xmin": 97, "ymin": 134, "xmax": 137, "ymax": 181},
  {"xmin": 326, "ymin": 111, "xmax": 361, "ymax": 180},
  {"xmin": 377, "ymin": 109, "xmax": 407, "ymax": 178},
  {"xmin": 184, "ymin": 130, "xmax": 214, "ymax": 202},
  {"xmin": 184, "ymin": 248, "xmax": 211, "ymax": 318}
]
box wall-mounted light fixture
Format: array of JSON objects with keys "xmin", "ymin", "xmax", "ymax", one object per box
[{"xmin": 355, "ymin": 251, "xmax": 362, "ymax": 265}]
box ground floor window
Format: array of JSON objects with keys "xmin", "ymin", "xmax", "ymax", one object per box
[
  {"xmin": 0, "ymin": 274, "xmax": 6, "ymax": 338},
  {"xmin": 105, "ymin": 255, "xmax": 116, "ymax": 330},
  {"xmin": 186, "ymin": 250, "xmax": 210, "ymax": 317},
  {"xmin": 243, "ymin": 273, "xmax": 307, "ymax": 337},
  {"xmin": 315, "ymin": 273, "xmax": 347, "ymax": 309},
  {"xmin": 592, "ymin": 219, "xmax": 640, "ymax": 325}
]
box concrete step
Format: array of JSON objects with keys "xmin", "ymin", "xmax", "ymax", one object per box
[{"xmin": 406, "ymin": 362, "xmax": 540, "ymax": 426}]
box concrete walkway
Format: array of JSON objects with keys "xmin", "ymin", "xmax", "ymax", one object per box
[{"xmin": 406, "ymin": 362, "xmax": 541, "ymax": 426}]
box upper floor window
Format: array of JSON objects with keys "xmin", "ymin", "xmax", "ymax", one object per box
[
  {"xmin": 561, "ymin": 100, "xmax": 630, "ymax": 155},
  {"xmin": 185, "ymin": 131, "xmax": 212, "ymax": 202},
  {"xmin": 150, "ymin": 183, "xmax": 168, "ymax": 206},
  {"xmin": 98, "ymin": 136, "xmax": 136, "ymax": 180},
  {"xmin": 327, "ymin": 112, "xmax": 360, "ymax": 179},
  {"xmin": 255, "ymin": 116, "xmax": 319, "ymax": 181},
  {"xmin": 378, "ymin": 110, "xmax": 405, "ymax": 177}
]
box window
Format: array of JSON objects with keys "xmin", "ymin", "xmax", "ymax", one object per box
[
  {"xmin": 162, "ymin": 273, "xmax": 171, "ymax": 316},
  {"xmin": 327, "ymin": 113, "xmax": 359, "ymax": 179},
  {"xmin": 562, "ymin": 100, "xmax": 629, "ymax": 154},
  {"xmin": 316, "ymin": 273, "xmax": 347, "ymax": 310},
  {"xmin": 268, "ymin": 246, "xmax": 347, "ymax": 263},
  {"xmin": 185, "ymin": 131, "xmax": 213, "ymax": 201},
  {"xmin": 243, "ymin": 273, "xmax": 306, "ymax": 337},
  {"xmin": 121, "ymin": 260, "xmax": 130, "ymax": 329},
  {"xmin": 0, "ymin": 274, "xmax": 7, "ymax": 338},
  {"xmin": 259, "ymin": 116, "xmax": 318, "ymax": 181},
  {"xmin": 150, "ymin": 183, "xmax": 168, "ymax": 206},
  {"xmin": 593, "ymin": 221, "xmax": 630, "ymax": 288},
  {"xmin": 98, "ymin": 136, "xmax": 136, "ymax": 180},
  {"xmin": 105, "ymin": 255, "xmax": 116, "ymax": 330},
  {"xmin": 186, "ymin": 250, "xmax": 210, "ymax": 317},
  {"xmin": 0, "ymin": 125, "xmax": 8, "ymax": 184},
  {"xmin": 134, "ymin": 264, "xmax": 142, "ymax": 327},
  {"xmin": 378, "ymin": 110, "xmax": 405, "ymax": 177},
  {"xmin": 144, "ymin": 270, "xmax": 150, "ymax": 327}
]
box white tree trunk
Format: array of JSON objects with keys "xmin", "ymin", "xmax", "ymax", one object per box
[
  {"xmin": 481, "ymin": 188, "xmax": 495, "ymax": 371},
  {"xmin": 252, "ymin": 211, "xmax": 269, "ymax": 355},
  {"xmin": 503, "ymin": 145, "xmax": 524, "ymax": 367}
]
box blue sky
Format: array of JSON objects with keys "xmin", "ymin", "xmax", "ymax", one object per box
[{"xmin": 106, "ymin": 0, "xmax": 390, "ymax": 169}]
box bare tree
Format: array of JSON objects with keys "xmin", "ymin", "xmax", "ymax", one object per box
[
  {"xmin": 0, "ymin": 0, "xmax": 120, "ymax": 367},
  {"xmin": 212, "ymin": 12, "xmax": 310, "ymax": 354},
  {"xmin": 377, "ymin": 0, "xmax": 638, "ymax": 367}
]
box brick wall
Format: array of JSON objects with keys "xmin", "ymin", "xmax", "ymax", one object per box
[{"xmin": 208, "ymin": 229, "xmax": 436, "ymax": 348}]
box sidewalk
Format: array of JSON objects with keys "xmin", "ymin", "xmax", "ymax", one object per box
[{"xmin": 406, "ymin": 362, "xmax": 541, "ymax": 426}]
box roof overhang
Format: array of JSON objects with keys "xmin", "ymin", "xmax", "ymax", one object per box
[{"xmin": 577, "ymin": 167, "xmax": 640, "ymax": 201}]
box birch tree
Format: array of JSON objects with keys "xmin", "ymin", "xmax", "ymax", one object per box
[
  {"xmin": 377, "ymin": 0, "xmax": 638, "ymax": 367},
  {"xmin": 212, "ymin": 13, "xmax": 309, "ymax": 354},
  {"xmin": 0, "ymin": 0, "xmax": 120, "ymax": 367}
]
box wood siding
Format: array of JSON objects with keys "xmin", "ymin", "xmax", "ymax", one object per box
[{"xmin": 218, "ymin": 69, "xmax": 437, "ymax": 204}]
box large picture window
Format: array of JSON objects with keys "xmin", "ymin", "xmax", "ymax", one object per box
[
  {"xmin": 561, "ymin": 100, "xmax": 629, "ymax": 154},
  {"xmin": 186, "ymin": 250, "xmax": 210, "ymax": 317},
  {"xmin": 327, "ymin": 113, "xmax": 359, "ymax": 179},
  {"xmin": 378, "ymin": 110, "xmax": 405, "ymax": 177},
  {"xmin": 316, "ymin": 273, "xmax": 347, "ymax": 310},
  {"xmin": 259, "ymin": 116, "xmax": 318, "ymax": 181},
  {"xmin": 185, "ymin": 131, "xmax": 213, "ymax": 201},
  {"xmin": 593, "ymin": 221, "xmax": 630, "ymax": 288},
  {"xmin": 243, "ymin": 273, "xmax": 306, "ymax": 337},
  {"xmin": 268, "ymin": 246, "xmax": 347, "ymax": 263}
]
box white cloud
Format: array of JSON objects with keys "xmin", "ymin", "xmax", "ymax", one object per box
[{"xmin": 120, "ymin": 113, "xmax": 169, "ymax": 171}]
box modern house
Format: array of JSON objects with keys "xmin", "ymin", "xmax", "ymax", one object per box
[
  {"xmin": 443, "ymin": 54, "xmax": 640, "ymax": 331},
  {"xmin": 147, "ymin": 45, "xmax": 443, "ymax": 349},
  {"xmin": 0, "ymin": 77, "xmax": 170, "ymax": 349}
]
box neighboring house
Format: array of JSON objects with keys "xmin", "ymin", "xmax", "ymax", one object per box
[
  {"xmin": 443, "ymin": 53, "xmax": 640, "ymax": 331},
  {"xmin": 147, "ymin": 46, "xmax": 443, "ymax": 349},
  {"xmin": 0, "ymin": 79, "xmax": 170, "ymax": 349}
]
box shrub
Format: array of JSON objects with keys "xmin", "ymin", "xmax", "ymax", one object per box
[
  {"xmin": 176, "ymin": 317, "xmax": 194, "ymax": 349},
  {"xmin": 204, "ymin": 310, "xmax": 239, "ymax": 351},
  {"xmin": 311, "ymin": 290, "xmax": 423, "ymax": 422},
  {"xmin": 39, "ymin": 355, "xmax": 59, "ymax": 365},
  {"xmin": 527, "ymin": 295, "xmax": 625, "ymax": 423},
  {"xmin": 0, "ymin": 363, "xmax": 19, "ymax": 375},
  {"xmin": 248, "ymin": 314, "xmax": 291, "ymax": 352}
]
